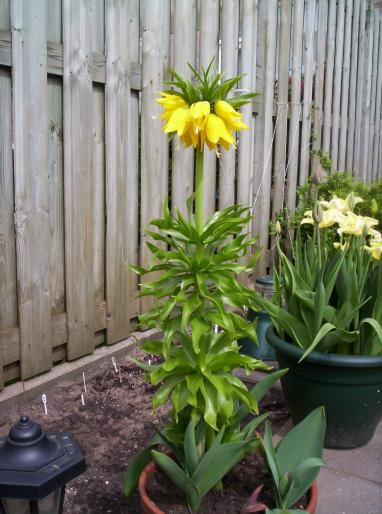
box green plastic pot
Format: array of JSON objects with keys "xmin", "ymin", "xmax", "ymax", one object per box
[{"xmin": 266, "ymin": 326, "xmax": 382, "ymax": 449}]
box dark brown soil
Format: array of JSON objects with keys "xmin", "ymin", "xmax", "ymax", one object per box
[{"xmin": 0, "ymin": 349, "xmax": 290, "ymax": 514}]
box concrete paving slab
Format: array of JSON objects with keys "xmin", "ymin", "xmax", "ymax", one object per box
[
  {"xmin": 323, "ymin": 428, "xmax": 382, "ymax": 484},
  {"xmin": 317, "ymin": 467, "xmax": 382, "ymax": 514}
]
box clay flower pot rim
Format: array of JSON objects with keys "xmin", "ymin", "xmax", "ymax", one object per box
[
  {"xmin": 138, "ymin": 460, "xmax": 318, "ymax": 514},
  {"xmin": 266, "ymin": 326, "xmax": 382, "ymax": 368}
]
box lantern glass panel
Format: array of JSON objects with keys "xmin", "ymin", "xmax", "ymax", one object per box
[
  {"xmin": 1, "ymin": 498, "xmax": 30, "ymax": 514},
  {"xmin": 38, "ymin": 488, "xmax": 64, "ymax": 513}
]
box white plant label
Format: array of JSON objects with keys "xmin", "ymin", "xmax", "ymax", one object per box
[
  {"xmin": 42, "ymin": 394, "xmax": 48, "ymax": 415},
  {"xmin": 112, "ymin": 356, "xmax": 118, "ymax": 373},
  {"xmin": 81, "ymin": 394, "xmax": 85, "ymax": 406},
  {"xmin": 82, "ymin": 372, "xmax": 87, "ymax": 394}
]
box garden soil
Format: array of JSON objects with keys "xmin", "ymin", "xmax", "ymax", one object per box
[{"xmin": 0, "ymin": 349, "xmax": 289, "ymax": 513}]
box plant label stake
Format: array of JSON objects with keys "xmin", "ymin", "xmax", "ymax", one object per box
[
  {"xmin": 82, "ymin": 372, "xmax": 87, "ymax": 394},
  {"xmin": 42, "ymin": 394, "xmax": 48, "ymax": 415},
  {"xmin": 214, "ymin": 324, "xmax": 219, "ymax": 334},
  {"xmin": 81, "ymin": 394, "xmax": 85, "ymax": 406},
  {"xmin": 112, "ymin": 356, "xmax": 122, "ymax": 383}
]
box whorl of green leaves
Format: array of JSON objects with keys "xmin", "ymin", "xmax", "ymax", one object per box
[{"xmin": 162, "ymin": 59, "xmax": 258, "ymax": 109}]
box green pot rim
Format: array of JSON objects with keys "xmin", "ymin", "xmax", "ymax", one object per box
[{"xmin": 266, "ymin": 326, "xmax": 382, "ymax": 368}]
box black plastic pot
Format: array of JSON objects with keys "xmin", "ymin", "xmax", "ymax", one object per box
[{"xmin": 266, "ymin": 326, "xmax": 382, "ymax": 449}]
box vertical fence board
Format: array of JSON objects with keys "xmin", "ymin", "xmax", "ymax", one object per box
[
  {"xmin": 346, "ymin": 0, "xmax": 360, "ymax": 171},
  {"xmin": 171, "ymin": 0, "xmax": 196, "ymax": 216},
  {"xmin": 93, "ymin": 85, "xmax": 105, "ymax": 305},
  {"xmin": 219, "ymin": 0, "xmax": 239, "ymax": 209},
  {"xmin": 48, "ymin": 77, "xmax": 65, "ymax": 315},
  {"xmin": 272, "ymin": 0, "xmax": 291, "ymax": 220},
  {"xmin": 354, "ymin": 0, "xmax": 367, "ymax": 177},
  {"xmin": 253, "ymin": 0, "xmax": 277, "ymax": 273},
  {"xmin": 63, "ymin": 0, "xmax": 95, "ymax": 360},
  {"xmin": 237, "ymin": 0, "xmax": 255, "ymax": 211},
  {"xmin": 330, "ymin": 0, "xmax": 345, "ymax": 170},
  {"xmin": 373, "ymin": 13, "xmax": 382, "ymax": 180},
  {"xmin": 368, "ymin": 9, "xmax": 380, "ymax": 182},
  {"xmin": 286, "ymin": 0, "xmax": 304, "ymax": 212},
  {"xmin": 359, "ymin": 8, "xmax": 373, "ymax": 181},
  {"xmin": 298, "ymin": 0, "xmax": 316, "ymax": 185},
  {"xmin": 127, "ymin": 0, "xmax": 140, "ymax": 314},
  {"xmin": 0, "ymin": 68, "xmax": 13, "ymax": 388},
  {"xmin": 338, "ymin": 0, "xmax": 353, "ymax": 171},
  {"xmin": 199, "ymin": 0, "xmax": 219, "ymax": 221},
  {"xmin": 11, "ymin": 0, "xmax": 52, "ymax": 379},
  {"xmin": 322, "ymin": 0, "xmax": 336, "ymax": 154},
  {"xmin": 140, "ymin": 0, "xmax": 170, "ymax": 312},
  {"xmin": 92, "ymin": 0, "xmax": 104, "ymax": 54},
  {"xmin": 0, "ymin": 0, "xmax": 10, "ymax": 30},
  {"xmin": 312, "ymin": 0, "xmax": 328, "ymax": 170},
  {"xmin": 105, "ymin": 0, "xmax": 135, "ymax": 343},
  {"xmin": 47, "ymin": 0, "xmax": 61, "ymax": 43}
]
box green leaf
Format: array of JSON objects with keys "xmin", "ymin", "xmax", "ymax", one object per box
[
  {"xmin": 298, "ymin": 323, "xmax": 337, "ymax": 361},
  {"xmin": 124, "ymin": 434, "xmax": 162, "ymax": 496},
  {"xmin": 184, "ymin": 419, "xmax": 199, "ymax": 476},
  {"xmin": 276, "ymin": 407, "xmax": 325, "ymax": 507},
  {"xmin": 151, "ymin": 451, "xmax": 200, "ymax": 510},
  {"xmin": 360, "ymin": 318, "xmax": 382, "ymax": 350}
]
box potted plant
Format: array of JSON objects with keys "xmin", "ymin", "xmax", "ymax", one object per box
[
  {"xmin": 258, "ymin": 186, "xmax": 382, "ymax": 449},
  {"xmin": 123, "ymin": 62, "xmax": 325, "ymax": 512}
]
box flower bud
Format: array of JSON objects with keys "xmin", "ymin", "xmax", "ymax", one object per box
[
  {"xmin": 313, "ymin": 201, "xmax": 323, "ymax": 224},
  {"xmin": 362, "ymin": 223, "xmax": 369, "ymax": 238},
  {"xmin": 312, "ymin": 165, "xmax": 324, "ymax": 186},
  {"xmin": 371, "ymin": 199, "xmax": 378, "ymax": 216},
  {"xmin": 348, "ymin": 192, "xmax": 356, "ymax": 212},
  {"xmin": 275, "ymin": 220, "xmax": 282, "ymax": 235}
]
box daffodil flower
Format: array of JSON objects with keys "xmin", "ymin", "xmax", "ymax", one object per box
[
  {"xmin": 364, "ymin": 241, "xmax": 382, "ymax": 260},
  {"xmin": 301, "ymin": 208, "xmax": 344, "ymax": 229},
  {"xmin": 337, "ymin": 212, "xmax": 379, "ymax": 236},
  {"xmin": 321, "ymin": 194, "xmax": 363, "ymax": 213}
]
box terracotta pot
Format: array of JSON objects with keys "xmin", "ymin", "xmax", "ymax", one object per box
[{"xmin": 138, "ymin": 460, "xmax": 319, "ymax": 514}]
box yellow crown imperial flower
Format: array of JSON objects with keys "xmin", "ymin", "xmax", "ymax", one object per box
[{"xmin": 155, "ymin": 61, "xmax": 257, "ymax": 152}]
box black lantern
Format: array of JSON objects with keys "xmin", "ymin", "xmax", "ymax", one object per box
[{"xmin": 0, "ymin": 416, "xmax": 86, "ymax": 514}]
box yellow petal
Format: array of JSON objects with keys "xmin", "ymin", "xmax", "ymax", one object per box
[
  {"xmin": 205, "ymin": 114, "xmax": 235, "ymax": 148},
  {"xmin": 215, "ymin": 100, "xmax": 242, "ymax": 120},
  {"xmin": 163, "ymin": 107, "xmax": 189, "ymax": 135}
]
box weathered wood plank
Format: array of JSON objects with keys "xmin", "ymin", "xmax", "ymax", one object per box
[
  {"xmin": 199, "ymin": 0, "xmax": 219, "ymax": 221},
  {"xmin": 63, "ymin": 0, "xmax": 95, "ymax": 360},
  {"xmin": 219, "ymin": 0, "xmax": 239, "ymax": 209},
  {"xmin": 273, "ymin": 0, "xmax": 293, "ymax": 225},
  {"xmin": 48, "ymin": 77, "xmax": 65, "ymax": 315},
  {"xmin": 359, "ymin": 7, "xmax": 373, "ymax": 181},
  {"xmin": 353, "ymin": 0, "xmax": 367, "ymax": 177},
  {"xmin": 372, "ymin": 13, "xmax": 382, "ymax": 180},
  {"xmin": 330, "ymin": 0, "xmax": 345, "ymax": 170},
  {"xmin": 346, "ymin": 0, "xmax": 360, "ymax": 171},
  {"xmin": 0, "ymin": 67, "xmax": 13, "ymax": 389},
  {"xmin": 286, "ymin": 0, "xmax": 304, "ymax": 212},
  {"xmin": 105, "ymin": 0, "xmax": 135, "ymax": 343},
  {"xmin": 126, "ymin": 0, "xmax": 140, "ymax": 315},
  {"xmin": 11, "ymin": 0, "xmax": 52, "ymax": 379},
  {"xmin": 367, "ymin": 8, "xmax": 379, "ymax": 182},
  {"xmin": 0, "ymin": 300, "xmax": 110, "ymax": 367},
  {"xmin": 253, "ymin": 0, "xmax": 277, "ymax": 274},
  {"xmin": 93, "ymin": 85, "xmax": 105, "ymax": 304},
  {"xmin": 92, "ymin": 0, "xmax": 104, "ymax": 53},
  {"xmin": 338, "ymin": 0, "xmax": 353, "ymax": 171},
  {"xmin": 0, "ymin": 29, "xmax": 142, "ymax": 90},
  {"xmin": 171, "ymin": 0, "xmax": 196, "ymax": 217},
  {"xmin": 237, "ymin": 0, "xmax": 255, "ymax": 212},
  {"xmin": 322, "ymin": 0, "xmax": 336, "ymax": 154},
  {"xmin": 312, "ymin": 0, "xmax": 328, "ymax": 171},
  {"xmin": 0, "ymin": 0, "xmax": 9, "ymax": 30},
  {"xmin": 47, "ymin": 0, "xmax": 61, "ymax": 43},
  {"xmin": 140, "ymin": 0, "xmax": 170, "ymax": 313}
]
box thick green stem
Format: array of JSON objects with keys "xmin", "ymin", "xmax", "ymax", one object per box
[{"xmin": 195, "ymin": 148, "xmax": 204, "ymax": 235}]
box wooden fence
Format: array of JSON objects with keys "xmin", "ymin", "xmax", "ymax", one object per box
[{"xmin": 0, "ymin": 0, "xmax": 382, "ymax": 389}]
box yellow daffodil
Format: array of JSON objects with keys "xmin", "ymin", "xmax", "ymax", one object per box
[
  {"xmin": 333, "ymin": 242, "xmax": 347, "ymax": 251},
  {"xmin": 301, "ymin": 208, "xmax": 344, "ymax": 229},
  {"xmin": 337, "ymin": 212, "xmax": 379, "ymax": 236},
  {"xmin": 364, "ymin": 241, "xmax": 382, "ymax": 260},
  {"xmin": 321, "ymin": 193, "xmax": 363, "ymax": 213}
]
